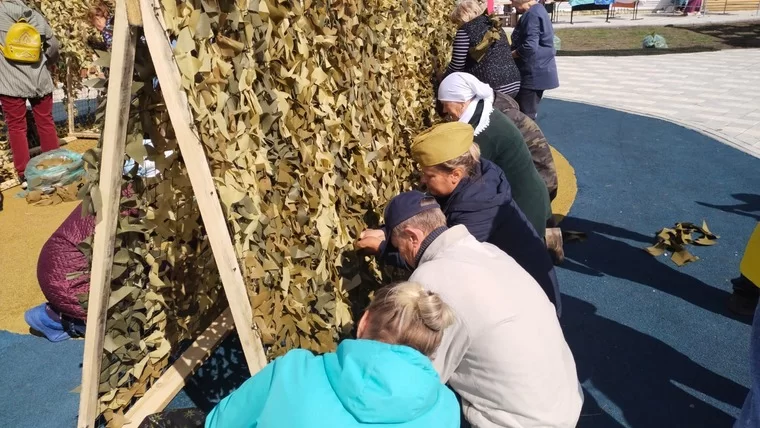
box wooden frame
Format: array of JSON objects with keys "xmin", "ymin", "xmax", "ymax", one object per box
[
  {"xmin": 77, "ymin": 0, "xmax": 267, "ymax": 426},
  {"xmin": 66, "ymin": 58, "xmax": 102, "ymax": 141},
  {"xmin": 121, "ymin": 309, "xmax": 235, "ymax": 427}
]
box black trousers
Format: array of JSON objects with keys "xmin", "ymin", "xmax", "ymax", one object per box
[{"xmin": 516, "ymin": 88, "xmax": 545, "ymax": 120}]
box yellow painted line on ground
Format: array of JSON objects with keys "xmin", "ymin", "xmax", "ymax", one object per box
[{"xmin": 551, "ymin": 146, "xmax": 577, "ymax": 220}]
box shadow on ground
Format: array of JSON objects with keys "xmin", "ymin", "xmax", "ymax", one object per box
[
  {"xmin": 697, "ymin": 193, "xmax": 760, "ymax": 222},
  {"xmin": 560, "ymin": 216, "xmax": 752, "ymax": 325},
  {"xmin": 682, "ymin": 22, "xmax": 760, "ymax": 49},
  {"xmin": 564, "ymin": 295, "xmax": 748, "ymax": 427}
]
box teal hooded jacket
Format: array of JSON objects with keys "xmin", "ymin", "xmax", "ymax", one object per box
[{"xmin": 205, "ymin": 339, "xmax": 460, "ymax": 428}]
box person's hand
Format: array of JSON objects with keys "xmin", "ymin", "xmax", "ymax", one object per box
[
  {"xmin": 511, "ymin": 50, "xmax": 519, "ymax": 59},
  {"xmin": 355, "ymin": 229, "xmax": 385, "ymax": 256},
  {"xmin": 361, "ymin": 229, "xmax": 385, "ymax": 240}
]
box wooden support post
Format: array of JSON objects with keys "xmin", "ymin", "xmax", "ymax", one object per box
[
  {"xmin": 140, "ymin": 0, "xmax": 267, "ymax": 374},
  {"xmin": 122, "ymin": 309, "xmax": 235, "ymax": 427},
  {"xmin": 67, "ymin": 58, "xmax": 76, "ymax": 137},
  {"xmin": 77, "ymin": 0, "xmax": 137, "ymax": 427}
]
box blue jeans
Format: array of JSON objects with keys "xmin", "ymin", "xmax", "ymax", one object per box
[{"xmin": 736, "ymin": 302, "xmax": 760, "ymax": 427}]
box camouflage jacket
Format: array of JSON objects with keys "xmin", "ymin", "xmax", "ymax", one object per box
[{"xmin": 492, "ymin": 92, "xmax": 558, "ymax": 200}]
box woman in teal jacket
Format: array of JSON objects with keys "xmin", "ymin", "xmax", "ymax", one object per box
[{"xmin": 205, "ymin": 282, "xmax": 460, "ymax": 428}]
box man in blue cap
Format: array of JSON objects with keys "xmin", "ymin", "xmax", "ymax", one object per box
[{"xmin": 357, "ymin": 190, "xmax": 583, "ymax": 428}]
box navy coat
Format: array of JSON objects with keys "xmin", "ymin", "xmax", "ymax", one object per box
[
  {"xmin": 437, "ymin": 159, "xmax": 561, "ymax": 314},
  {"xmin": 511, "ymin": 4, "xmax": 559, "ymax": 91}
]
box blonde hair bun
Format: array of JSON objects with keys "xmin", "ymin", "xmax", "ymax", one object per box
[
  {"xmin": 393, "ymin": 282, "xmax": 455, "ymax": 332},
  {"xmin": 363, "ymin": 281, "xmax": 456, "ymax": 357}
]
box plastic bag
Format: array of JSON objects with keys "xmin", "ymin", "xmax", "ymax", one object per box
[
  {"xmin": 642, "ymin": 33, "xmax": 668, "ymax": 49},
  {"xmin": 24, "ymin": 148, "xmax": 85, "ymax": 193},
  {"xmin": 553, "ymin": 35, "xmax": 561, "ymax": 52},
  {"xmin": 122, "ymin": 139, "xmax": 174, "ymax": 178}
]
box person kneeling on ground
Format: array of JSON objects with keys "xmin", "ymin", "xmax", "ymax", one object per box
[
  {"xmin": 491, "ymin": 88, "xmax": 558, "ymax": 203},
  {"xmin": 368, "ymin": 191, "xmax": 583, "ymax": 427},
  {"xmin": 203, "ymin": 281, "xmax": 460, "ymax": 428},
  {"xmin": 358, "ymin": 123, "xmax": 561, "ymax": 315},
  {"xmin": 25, "ymin": 165, "xmax": 153, "ymax": 341},
  {"xmin": 438, "ymin": 73, "xmax": 553, "ymax": 240},
  {"xmin": 24, "ymin": 203, "xmax": 91, "ymax": 341},
  {"xmin": 491, "ymin": 88, "xmax": 564, "ymax": 264}
]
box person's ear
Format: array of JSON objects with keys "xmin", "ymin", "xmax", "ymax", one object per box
[
  {"xmin": 405, "ymin": 227, "xmax": 426, "ymax": 247},
  {"xmin": 451, "ymin": 167, "xmax": 464, "ymax": 183},
  {"xmin": 357, "ymin": 311, "xmax": 369, "ymax": 338}
]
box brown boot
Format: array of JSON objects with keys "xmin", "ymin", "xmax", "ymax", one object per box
[{"xmin": 546, "ymin": 227, "xmax": 564, "ymax": 265}]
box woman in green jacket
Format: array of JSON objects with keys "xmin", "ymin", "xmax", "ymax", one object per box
[{"xmin": 438, "ymin": 72, "xmax": 552, "ymax": 238}]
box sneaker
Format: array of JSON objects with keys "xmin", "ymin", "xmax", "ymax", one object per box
[
  {"xmin": 24, "ymin": 303, "xmax": 71, "ymax": 342},
  {"xmin": 546, "ymin": 227, "xmax": 565, "ymax": 265}
]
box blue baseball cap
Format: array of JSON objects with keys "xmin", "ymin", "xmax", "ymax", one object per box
[{"xmin": 381, "ymin": 191, "xmax": 441, "ymax": 253}]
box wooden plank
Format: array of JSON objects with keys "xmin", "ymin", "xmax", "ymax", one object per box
[
  {"xmin": 66, "ymin": 59, "xmax": 76, "ymax": 136},
  {"xmin": 139, "ymin": 0, "xmax": 268, "ymax": 374},
  {"xmin": 77, "ymin": 1, "xmax": 137, "ymax": 427},
  {"xmin": 69, "ymin": 132, "xmax": 102, "ymax": 140},
  {"xmin": 122, "ymin": 309, "xmax": 235, "ymax": 427}
]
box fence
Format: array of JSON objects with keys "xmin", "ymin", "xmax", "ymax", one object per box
[
  {"xmin": 0, "ymin": 66, "xmax": 103, "ymax": 188},
  {"xmin": 1, "ymin": 84, "xmax": 102, "ymax": 148}
]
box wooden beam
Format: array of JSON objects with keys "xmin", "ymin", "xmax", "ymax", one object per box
[
  {"xmin": 122, "ymin": 309, "xmax": 235, "ymax": 427},
  {"xmin": 140, "ymin": 0, "xmax": 268, "ymax": 374},
  {"xmin": 66, "ymin": 59, "xmax": 76, "ymax": 137},
  {"xmin": 69, "ymin": 132, "xmax": 102, "ymax": 140},
  {"xmin": 77, "ymin": 1, "xmax": 137, "ymax": 427}
]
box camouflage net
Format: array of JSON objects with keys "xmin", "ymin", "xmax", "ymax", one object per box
[{"xmin": 81, "ymin": 0, "xmax": 454, "ymax": 423}]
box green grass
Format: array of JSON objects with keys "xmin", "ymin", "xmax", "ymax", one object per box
[{"xmin": 554, "ymin": 22, "xmax": 760, "ymax": 55}]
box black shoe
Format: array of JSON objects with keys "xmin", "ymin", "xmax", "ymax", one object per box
[{"xmin": 728, "ymin": 292, "xmax": 758, "ymax": 317}]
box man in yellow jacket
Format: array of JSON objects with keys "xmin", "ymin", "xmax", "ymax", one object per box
[
  {"xmin": 729, "ymin": 224, "xmax": 760, "ymax": 316},
  {"xmin": 735, "ymin": 223, "xmax": 760, "ymax": 427}
]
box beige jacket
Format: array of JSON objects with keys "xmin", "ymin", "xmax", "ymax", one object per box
[{"xmin": 410, "ymin": 225, "xmax": 583, "ymax": 428}]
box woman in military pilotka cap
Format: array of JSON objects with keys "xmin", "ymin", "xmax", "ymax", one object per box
[{"xmin": 357, "ymin": 122, "xmax": 561, "ymax": 314}]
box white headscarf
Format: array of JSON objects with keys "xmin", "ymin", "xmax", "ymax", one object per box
[{"xmin": 438, "ymin": 72, "xmax": 495, "ymax": 136}]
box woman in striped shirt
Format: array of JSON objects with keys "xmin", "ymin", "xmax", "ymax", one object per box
[{"xmin": 444, "ymin": 0, "xmax": 521, "ymax": 98}]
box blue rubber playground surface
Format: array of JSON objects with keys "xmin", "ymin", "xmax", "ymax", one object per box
[{"xmin": 1, "ymin": 98, "xmax": 759, "ymax": 427}]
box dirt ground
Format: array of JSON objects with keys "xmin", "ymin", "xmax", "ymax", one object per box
[{"xmin": 0, "ymin": 137, "xmax": 97, "ymax": 333}]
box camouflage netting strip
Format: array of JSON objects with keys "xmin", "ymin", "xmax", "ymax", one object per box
[{"xmin": 85, "ymin": 0, "xmax": 453, "ymax": 423}]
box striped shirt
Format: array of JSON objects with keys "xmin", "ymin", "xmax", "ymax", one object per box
[
  {"xmin": 0, "ymin": 0, "xmax": 59, "ymax": 98},
  {"xmin": 445, "ymin": 18, "xmax": 522, "ymax": 98}
]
